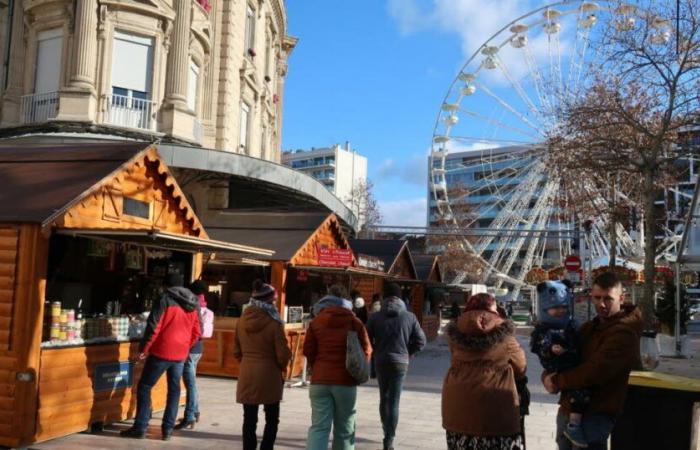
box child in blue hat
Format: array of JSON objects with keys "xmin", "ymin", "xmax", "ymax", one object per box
[{"xmin": 531, "ymin": 280, "xmax": 590, "ymax": 448}]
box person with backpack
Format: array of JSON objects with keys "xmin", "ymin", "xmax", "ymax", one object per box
[
  {"xmin": 234, "ymin": 280, "xmax": 292, "ymax": 450},
  {"xmin": 304, "ymin": 284, "xmax": 372, "ymax": 450},
  {"xmin": 174, "ymin": 280, "xmax": 214, "ymax": 430},
  {"xmin": 121, "ymin": 274, "xmax": 201, "ymax": 441},
  {"xmin": 366, "ymin": 282, "xmax": 427, "ymax": 450}
]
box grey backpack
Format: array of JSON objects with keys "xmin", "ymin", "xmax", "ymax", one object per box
[{"xmin": 345, "ymin": 330, "xmax": 370, "ymax": 384}]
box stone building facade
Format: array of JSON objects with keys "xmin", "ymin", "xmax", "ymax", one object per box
[{"xmin": 0, "ymin": 0, "xmax": 295, "ymax": 161}]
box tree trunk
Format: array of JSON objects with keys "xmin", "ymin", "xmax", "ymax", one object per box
[{"xmin": 641, "ymin": 167, "xmax": 657, "ymax": 330}]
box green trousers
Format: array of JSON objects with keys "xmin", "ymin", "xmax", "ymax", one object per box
[{"xmin": 306, "ymin": 384, "xmax": 357, "ymax": 450}]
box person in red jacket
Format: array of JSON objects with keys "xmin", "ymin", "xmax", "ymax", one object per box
[
  {"xmin": 121, "ymin": 273, "xmax": 202, "ymax": 441},
  {"xmin": 304, "ymin": 284, "xmax": 372, "ymax": 450}
]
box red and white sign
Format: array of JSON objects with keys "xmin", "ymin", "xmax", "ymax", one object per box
[
  {"xmin": 317, "ymin": 246, "xmax": 353, "ymax": 267},
  {"xmin": 564, "ymin": 255, "xmax": 582, "ymax": 271}
]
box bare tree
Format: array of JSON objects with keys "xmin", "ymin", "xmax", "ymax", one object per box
[
  {"xmin": 550, "ymin": 0, "xmax": 700, "ymax": 326},
  {"xmin": 428, "ymin": 182, "xmax": 487, "ymax": 283},
  {"xmin": 345, "ymin": 179, "xmax": 383, "ymax": 237}
]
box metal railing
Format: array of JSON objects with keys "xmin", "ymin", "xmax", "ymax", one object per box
[
  {"xmin": 105, "ymin": 94, "xmax": 156, "ymax": 130},
  {"xmin": 20, "ymin": 92, "xmax": 59, "ymax": 123}
]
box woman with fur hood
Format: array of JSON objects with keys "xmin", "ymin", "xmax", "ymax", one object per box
[{"xmin": 442, "ymin": 293, "xmax": 527, "ymax": 450}]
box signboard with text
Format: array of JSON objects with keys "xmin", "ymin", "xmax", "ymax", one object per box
[
  {"xmin": 93, "ymin": 361, "xmax": 133, "ymax": 393},
  {"xmin": 317, "ymin": 246, "xmax": 353, "ymax": 267},
  {"xmin": 357, "ymin": 254, "xmax": 385, "ymax": 272}
]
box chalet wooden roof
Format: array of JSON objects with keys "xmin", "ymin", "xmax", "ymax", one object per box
[
  {"xmin": 349, "ymin": 239, "xmax": 418, "ymax": 279},
  {"xmin": 0, "ymin": 142, "xmax": 205, "ymax": 236},
  {"xmin": 206, "ymin": 212, "xmax": 350, "ymax": 262},
  {"xmin": 413, "ymin": 254, "xmax": 442, "ymax": 283}
]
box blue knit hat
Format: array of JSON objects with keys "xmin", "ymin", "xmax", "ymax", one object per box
[{"xmin": 536, "ymin": 280, "xmax": 573, "ymax": 327}]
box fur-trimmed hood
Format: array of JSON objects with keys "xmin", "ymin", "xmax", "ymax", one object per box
[{"xmin": 447, "ymin": 310, "xmax": 515, "ymax": 351}]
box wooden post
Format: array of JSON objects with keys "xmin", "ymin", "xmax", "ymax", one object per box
[
  {"xmin": 271, "ymin": 261, "xmax": 287, "ymax": 314},
  {"xmin": 192, "ymin": 252, "xmax": 204, "ymax": 281}
]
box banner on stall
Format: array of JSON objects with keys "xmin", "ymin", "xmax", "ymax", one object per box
[
  {"xmin": 317, "ymin": 246, "xmax": 353, "ymax": 267},
  {"xmin": 93, "ymin": 361, "xmax": 133, "ymax": 392}
]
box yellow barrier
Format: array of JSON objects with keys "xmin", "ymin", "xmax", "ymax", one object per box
[{"xmin": 629, "ymin": 370, "xmax": 700, "ymax": 393}]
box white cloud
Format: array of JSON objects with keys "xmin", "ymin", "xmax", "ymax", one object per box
[
  {"xmin": 387, "ymin": 0, "xmax": 573, "ymax": 87},
  {"xmin": 375, "ymin": 154, "xmax": 427, "ymax": 187},
  {"xmin": 379, "ymin": 197, "xmax": 428, "ymax": 227}
]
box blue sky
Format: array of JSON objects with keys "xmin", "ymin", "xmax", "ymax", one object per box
[{"xmin": 282, "ymin": 0, "xmax": 545, "ymax": 226}]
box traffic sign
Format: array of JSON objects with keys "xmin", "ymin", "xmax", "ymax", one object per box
[{"xmin": 565, "ymin": 255, "xmax": 582, "ymax": 271}]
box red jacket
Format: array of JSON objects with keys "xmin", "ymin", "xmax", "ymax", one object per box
[
  {"xmin": 140, "ymin": 287, "xmax": 202, "ymax": 361},
  {"xmin": 303, "ymin": 306, "xmax": 372, "ymax": 386}
]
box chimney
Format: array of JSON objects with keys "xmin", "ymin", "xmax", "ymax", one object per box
[{"xmin": 345, "ymin": 141, "xmax": 351, "ymax": 151}]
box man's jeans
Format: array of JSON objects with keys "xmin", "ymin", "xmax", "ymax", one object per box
[
  {"xmin": 133, "ymin": 355, "xmax": 185, "ymax": 432},
  {"xmin": 306, "ymin": 384, "xmax": 357, "ymax": 450},
  {"xmin": 375, "ymin": 363, "xmax": 408, "ymax": 449},
  {"xmin": 182, "ymin": 352, "xmax": 203, "ymax": 422},
  {"xmin": 243, "ymin": 403, "xmax": 280, "ymax": 450},
  {"xmin": 556, "ymin": 412, "xmax": 615, "ymax": 450}
]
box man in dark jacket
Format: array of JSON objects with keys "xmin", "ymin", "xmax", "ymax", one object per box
[
  {"xmin": 366, "ymin": 283, "xmax": 427, "ymax": 450},
  {"xmin": 543, "ymin": 272, "xmax": 643, "ymax": 450},
  {"xmin": 121, "ymin": 274, "xmax": 202, "ymax": 441}
]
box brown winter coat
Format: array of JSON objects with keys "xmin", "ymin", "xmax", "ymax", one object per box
[
  {"xmin": 442, "ymin": 310, "xmax": 527, "ymax": 436},
  {"xmin": 303, "ymin": 306, "xmax": 372, "ymax": 386},
  {"xmin": 233, "ymin": 306, "xmax": 292, "ymax": 405},
  {"xmin": 555, "ymin": 304, "xmax": 643, "ymax": 416}
]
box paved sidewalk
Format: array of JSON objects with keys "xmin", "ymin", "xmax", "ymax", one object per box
[{"xmin": 32, "ymin": 332, "xmax": 560, "ymax": 450}]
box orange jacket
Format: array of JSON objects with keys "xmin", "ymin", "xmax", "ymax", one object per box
[{"xmin": 303, "ymin": 306, "xmax": 372, "ymax": 386}]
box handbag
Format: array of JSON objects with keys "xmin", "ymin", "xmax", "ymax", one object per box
[{"xmin": 345, "ymin": 330, "xmax": 370, "ymax": 384}]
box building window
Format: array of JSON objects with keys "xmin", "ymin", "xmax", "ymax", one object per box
[
  {"xmin": 244, "ymin": 5, "xmax": 256, "ymax": 56},
  {"xmin": 239, "ymin": 102, "xmax": 250, "ymax": 154},
  {"xmin": 187, "ymin": 60, "xmax": 200, "ymax": 113},
  {"xmin": 123, "ymin": 197, "xmax": 151, "ymax": 219},
  {"xmin": 34, "ymin": 29, "xmax": 63, "ymax": 94},
  {"xmin": 109, "ymin": 32, "xmax": 154, "ymax": 129}
]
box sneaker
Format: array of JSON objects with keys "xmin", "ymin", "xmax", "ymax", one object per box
[
  {"xmin": 119, "ymin": 427, "xmax": 146, "ymax": 439},
  {"xmin": 162, "ymin": 428, "xmax": 173, "ymax": 441},
  {"xmin": 564, "ymin": 423, "xmax": 588, "ymax": 448}
]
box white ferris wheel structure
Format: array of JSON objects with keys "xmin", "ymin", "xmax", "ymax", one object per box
[{"xmin": 429, "ymin": 1, "xmax": 691, "ymax": 299}]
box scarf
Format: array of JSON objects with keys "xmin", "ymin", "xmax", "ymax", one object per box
[
  {"xmin": 248, "ymin": 298, "xmax": 284, "ymax": 324},
  {"xmin": 312, "ymin": 295, "xmax": 353, "ymax": 317}
]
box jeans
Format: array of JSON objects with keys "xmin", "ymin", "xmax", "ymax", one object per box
[
  {"xmin": 556, "ymin": 412, "xmax": 615, "ymax": 450},
  {"xmin": 307, "ymin": 384, "xmax": 357, "ymax": 450},
  {"xmin": 133, "ymin": 355, "xmax": 185, "ymax": 433},
  {"xmin": 243, "ymin": 403, "xmax": 280, "ymax": 450},
  {"xmin": 375, "ymin": 363, "xmax": 408, "ymax": 449},
  {"xmin": 182, "ymin": 352, "xmax": 203, "ymax": 422}
]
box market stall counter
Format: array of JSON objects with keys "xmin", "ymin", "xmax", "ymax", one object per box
[
  {"xmin": 202, "ymin": 212, "xmax": 357, "ymax": 378},
  {"xmin": 0, "ymin": 143, "xmax": 272, "ymax": 447},
  {"xmin": 611, "ymin": 371, "xmax": 700, "ymax": 450}
]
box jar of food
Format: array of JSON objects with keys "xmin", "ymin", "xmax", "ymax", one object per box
[
  {"xmin": 65, "ymin": 309, "xmax": 75, "ymax": 322},
  {"xmin": 59, "ymin": 310, "xmax": 68, "ymax": 324},
  {"xmin": 51, "ymin": 301, "xmax": 61, "ymax": 318},
  {"xmin": 50, "ymin": 324, "xmax": 60, "ymax": 341}
]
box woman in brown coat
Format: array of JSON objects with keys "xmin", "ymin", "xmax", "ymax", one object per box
[
  {"xmin": 442, "ymin": 293, "xmax": 527, "ymax": 450},
  {"xmin": 233, "ymin": 280, "xmax": 292, "ymax": 450}
]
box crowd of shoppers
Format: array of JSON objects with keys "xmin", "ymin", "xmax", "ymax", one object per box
[{"xmin": 118, "ymin": 270, "xmax": 641, "ymax": 450}]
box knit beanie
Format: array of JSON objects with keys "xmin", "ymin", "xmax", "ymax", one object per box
[
  {"xmin": 384, "ymin": 282, "xmax": 402, "ymax": 299},
  {"xmin": 252, "ymin": 279, "xmax": 276, "ymax": 303},
  {"xmin": 465, "ymin": 293, "xmax": 505, "ymax": 318}
]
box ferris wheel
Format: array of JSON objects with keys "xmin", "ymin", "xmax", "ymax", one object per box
[{"xmin": 429, "ymin": 1, "xmax": 683, "ymax": 297}]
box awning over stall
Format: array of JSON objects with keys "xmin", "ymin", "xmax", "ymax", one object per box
[{"xmin": 55, "ymin": 228, "xmax": 274, "ymax": 257}]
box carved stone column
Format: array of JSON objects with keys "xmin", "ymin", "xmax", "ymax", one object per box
[
  {"xmin": 164, "ymin": 0, "xmax": 190, "ymax": 106},
  {"xmin": 71, "ymin": 0, "xmax": 98, "ymax": 90}
]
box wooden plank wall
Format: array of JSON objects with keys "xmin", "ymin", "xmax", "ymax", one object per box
[
  {"xmin": 351, "ymin": 276, "xmax": 383, "ymax": 306},
  {"xmin": 421, "ymin": 316, "xmax": 440, "ymax": 342},
  {"xmin": 0, "ymin": 228, "xmax": 18, "ymax": 350},
  {"xmin": 0, "ymin": 224, "xmax": 50, "ymax": 447},
  {"xmin": 198, "ymin": 318, "xmax": 304, "ymax": 379},
  {"xmin": 34, "ymin": 343, "xmax": 169, "ymax": 443}
]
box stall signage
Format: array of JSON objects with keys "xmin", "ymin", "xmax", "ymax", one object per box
[
  {"xmin": 317, "ymin": 246, "xmax": 353, "ymax": 267},
  {"xmin": 357, "ymin": 254, "xmax": 385, "ymax": 272},
  {"xmin": 93, "ymin": 361, "xmax": 133, "ymax": 392}
]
